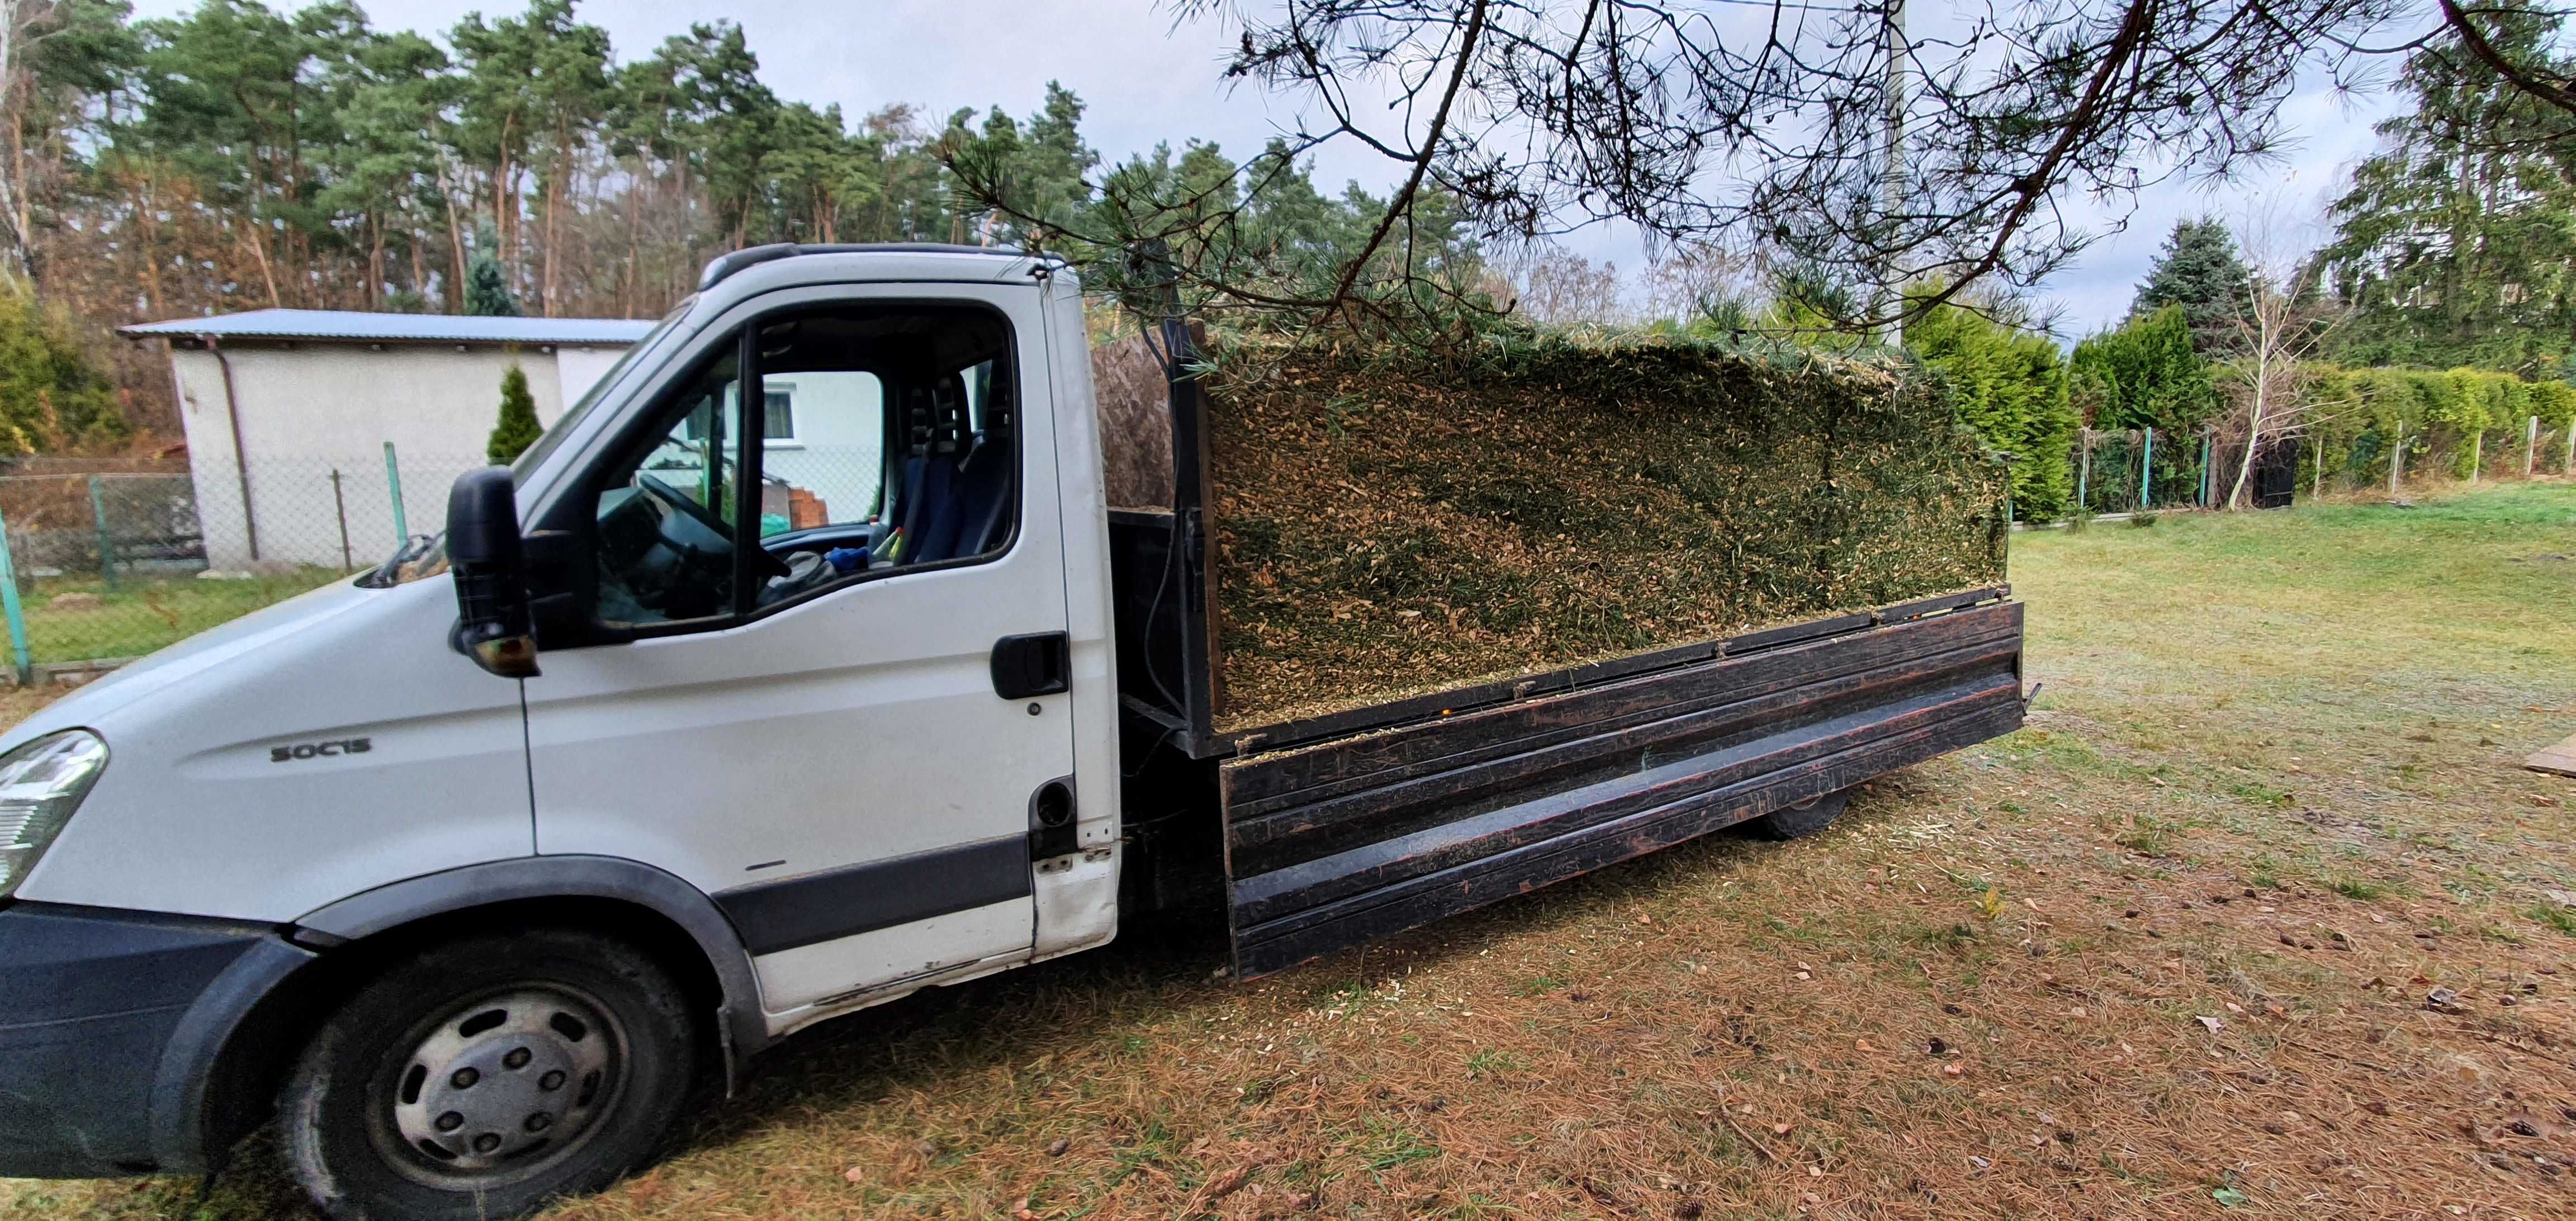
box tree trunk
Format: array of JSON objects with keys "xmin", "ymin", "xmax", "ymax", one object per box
[
  {"xmin": 0, "ymin": 0, "xmax": 34, "ymax": 291},
  {"xmin": 239, "ymin": 212, "xmax": 282, "ymax": 307},
  {"xmin": 438, "ymin": 154, "xmax": 469, "ymax": 311}
]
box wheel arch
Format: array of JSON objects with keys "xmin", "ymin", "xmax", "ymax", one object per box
[{"xmin": 154, "ymin": 855, "xmax": 769, "ymax": 1172}]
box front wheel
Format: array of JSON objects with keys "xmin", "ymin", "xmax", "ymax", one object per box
[
  {"xmin": 1749, "ymin": 788, "xmax": 1852, "ymax": 841},
  {"xmin": 278, "ymin": 929, "xmax": 700, "ymax": 1220}
]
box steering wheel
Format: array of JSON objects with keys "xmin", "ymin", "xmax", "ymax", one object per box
[
  {"xmin": 636, "ymin": 471, "xmax": 730, "ymax": 540},
  {"xmin": 634, "ymin": 472, "xmax": 787, "ymax": 581}
]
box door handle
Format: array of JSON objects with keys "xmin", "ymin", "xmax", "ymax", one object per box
[{"xmin": 991, "ymin": 632, "xmax": 1070, "ymax": 699}]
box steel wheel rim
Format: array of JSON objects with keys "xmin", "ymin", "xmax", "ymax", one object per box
[{"xmin": 369, "ymin": 983, "xmax": 629, "ymax": 1189}]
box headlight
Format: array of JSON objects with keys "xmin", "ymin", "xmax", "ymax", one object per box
[{"xmin": 0, "ymin": 730, "xmax": 108, "ymax": 899}]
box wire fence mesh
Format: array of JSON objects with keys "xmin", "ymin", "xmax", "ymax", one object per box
[
  {"xmin": 0, "ymin": 447, "xmax": 484, "ymax": 675},
  {"xmin": 2298, "ymin": 418, "xmax": 2575, "ymax": 499}
]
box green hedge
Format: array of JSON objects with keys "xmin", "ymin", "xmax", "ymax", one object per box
[
  {"xmin": 1203, "ymin": 335, "xmax": 2010, "ymax": 729},
  {"xmin": 1907, "ymin": 305, "xmax": 2079, "ymax": 522},
  {"xmin": 2305, "ymin": 366, "xmax": 2576, "ymax": 487}
]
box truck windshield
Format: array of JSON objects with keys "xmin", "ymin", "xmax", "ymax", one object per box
[{"xmin": 359, "ymin": 296, "xmax": 700, "ymax": 589}]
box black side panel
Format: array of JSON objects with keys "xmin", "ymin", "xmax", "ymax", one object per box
[
  {"xmin": 714, "ymin": 835, "xmax": 1033, "ymax": 955},
  {"xmin": 1219, "ymin": 600, "xmax": 2025, "ymax": 978},
  {"xmin": 0, "ymin": 903, "xmax": 269, "ymax": 1177}
]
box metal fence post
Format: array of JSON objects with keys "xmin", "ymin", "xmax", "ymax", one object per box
[
  {"xmin": 0, "ymin": 505, "xmax": 34, "ymax": 686},
  {"xmin": 87, "ymin": 475, "xmax": 115, "ymax": 589},
  {"xmin": 384, "ymin": 441, "xmax": 409, "ymax": 545},
  {"xmin": 2469, "ymin": 430, "xmax": 2482, "ymax": 484},
  {"xmin": 330, "ymin": 469, "xmax": 354, "ymax": 571},
  {"xmin": 2199, "ymin": 429, "xmax": 2213, "ymax": 507},
  {"xmin": 2075, "ymin": 428, "xmax": 2092, "ymax": 513},
  {"xmin": 2390, "ymin": 420, "xmax": 2405, "ymax": 495},
  {"xmin": 2526, "ymin": 415, "xmax": 2540, "ymax": 479},
  {"xmin": 2139, "ymin": 426, "xmax": 2155, "ymax": 510}
]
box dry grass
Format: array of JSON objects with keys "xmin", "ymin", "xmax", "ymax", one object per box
[{"xmin": 8, "ymin": 482, "xmax": 2576, "ymax": 1219}]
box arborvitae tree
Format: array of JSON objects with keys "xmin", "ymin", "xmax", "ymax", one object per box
[
  {"xmin": 2071, "ymin": 305, "xmax": 2218, "ymax": 433},
  {"xmin": 1906, "ymin": 302, "xmax": 2079, "ymax": 520},
  {"xmin": 2069, "ymin": 304, "xmax": 2219, "ymax": 499},
  {"xmin": 2132, "ymin": 219, "xmax": 2253, "ymax": 355},
  {"xmin": 487, "ymin": 363, "xmax": 541, "ymax": 463},
  {"xmin": 465, "ymin": 222, "xmax": 522, "ymax": 317}
]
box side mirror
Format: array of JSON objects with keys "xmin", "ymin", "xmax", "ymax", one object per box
[{"xmin": 447, "ymin": 467, "xmax": 539, "ymax": 678}]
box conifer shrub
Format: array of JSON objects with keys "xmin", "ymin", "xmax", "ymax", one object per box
[
  {"xmin": 487, "ymin": 363, "xmax": 541, "ymax": 464},
  {"xmin": 1201, "ymin": 335, "xmax": 2010, "ymax": 728}
]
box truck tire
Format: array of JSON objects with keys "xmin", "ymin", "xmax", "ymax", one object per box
[
  {"xmin": 277, "ymin": 929, "xmax": 700, "ymax": 1221},
  {"xmin": 1750, "ymin": 788, "xmax": 1851, "ymax": 841}
]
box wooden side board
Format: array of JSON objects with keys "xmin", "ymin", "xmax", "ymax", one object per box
[{"xmin": 1218, "ymin": 600, "xmax": 2027, "ymax": 979}]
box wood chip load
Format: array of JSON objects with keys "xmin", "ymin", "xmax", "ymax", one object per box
[{"xmin": 1197, "ymin": 338, "xmax": 2011, "ymax": 730}]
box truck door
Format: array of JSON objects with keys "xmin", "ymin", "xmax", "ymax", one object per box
[{"xmin": 520, "ymin": 283, "xmax": 1073, "ymax": 1019}]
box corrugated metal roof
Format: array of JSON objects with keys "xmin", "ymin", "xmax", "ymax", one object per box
[{"xmin": 118, "ymin": 309, "xmax": 656, "ymax": 346}]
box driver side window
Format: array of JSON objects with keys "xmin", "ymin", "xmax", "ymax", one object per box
[
  {"xmin": 593, "ymin": 344, "xmax": 747, "ymax": 626},
  {"xmin": 586, "ymin": 302, "xmax": 1020, "ymax": 632}
]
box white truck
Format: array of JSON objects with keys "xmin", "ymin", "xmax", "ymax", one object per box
[{"xmin": 0, "ymin": 245, "xmax": 2026, "ymax": 1219}]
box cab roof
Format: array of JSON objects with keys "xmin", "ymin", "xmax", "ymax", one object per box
[{"xmin": 698, "ymin": 243, "xmax": 1054, "ymax": 291}]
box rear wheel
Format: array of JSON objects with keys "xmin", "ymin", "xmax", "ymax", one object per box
[
  {"xmin": 278, "ymin": 929, "xmax": 699, "ymax": 1221},
  {"xmin": 1750, "ymin": 788, "xmax": 1852, "ymax": 841}
]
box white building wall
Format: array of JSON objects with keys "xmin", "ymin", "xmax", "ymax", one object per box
[
  {"xmin": 554, "ymin": 345, "xmax": 628, "ymax": 409},
  {"xmin": 759, "ymin": 371, "xmax": 886, "ymax": 527},
  {"xmin": 169, "ymin": 344, "xmax": 572, "ymax": 570}
]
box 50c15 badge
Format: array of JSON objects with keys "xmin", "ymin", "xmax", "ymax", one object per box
[{"xmin": 271, "ymin": 737, "xmax": 371, "ymax": 762}]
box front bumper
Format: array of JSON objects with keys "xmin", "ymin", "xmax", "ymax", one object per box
[{"xmin": 0, "ymin": 902, "xmax": 283, "ymax": 1177}]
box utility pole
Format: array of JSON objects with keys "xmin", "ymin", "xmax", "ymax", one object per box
[{"xmin": 1873, "ymin": 0, "xmax": 1906, "ymax": 344}]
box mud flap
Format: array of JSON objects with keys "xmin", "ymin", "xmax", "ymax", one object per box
[{"xmin": 1216, "ymin": 600, "xmax": 2026, "ymax": 979}]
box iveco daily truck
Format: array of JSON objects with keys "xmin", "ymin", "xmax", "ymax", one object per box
[{"xmin": 0, "ymin": 244, "xmax": 2026, "ymax": 1218}]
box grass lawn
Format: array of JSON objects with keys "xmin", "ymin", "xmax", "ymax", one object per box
[
  {"xmin": 13, "ymin": 569, "xmax": 346, "ymax": 664},
  {"xmin": 6, "ymin": 482, "xmax": 2575, "ymax": 1219}
]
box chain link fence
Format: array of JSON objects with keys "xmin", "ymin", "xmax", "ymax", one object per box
[
  {"xmin": 2060, "ymin": 415, "xmax": 2573, "ymax": 524},
  {"xmin": 2298, "ymin": 416, "xmax": 2575, "ymax": 499},
  {"xmin": 2070, "ymin": 427, "xmax": 2228, "ymax": 515},
  {"xmin": 0, "ymin": 447, "xmax": 484, "ymax": 680},
  {"xmin": 0, "ymin": 435, "xmax": 893, "ymax": 681}
]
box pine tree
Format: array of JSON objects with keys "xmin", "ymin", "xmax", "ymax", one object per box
[
  {"xmin": 487, "ymin": 363, "xmax": 541, "ymax": 463},
  {"xmin": 464, "ymin": 221, "xmax": 521, "ymax": 317},
  {"xmin": 2315, "ymin": 2, "xmax": 2576, "ymax": 377},
  {"xmin": 2132, "ymin": 219, "xmax": 2253, "ymax": 355}
]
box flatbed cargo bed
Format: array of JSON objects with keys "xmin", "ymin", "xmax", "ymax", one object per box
[{"xmin": 1101, "ymin": 323, "xmax": 2026, "ymax": 978}]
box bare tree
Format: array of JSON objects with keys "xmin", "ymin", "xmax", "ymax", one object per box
[
  {"xmin": 1493, "ymin": 242, "xmax": 1629, "ymax": 324},
  {"xmin": 2222, "ymin": 218, "xmax": 2345, "ymax": 508}
]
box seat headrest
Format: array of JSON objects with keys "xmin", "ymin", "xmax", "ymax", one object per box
[
  {"xmin": 930, "ymin": 374, "xmax": 969, "ymax": 457},
  {"xmin": 903, "ymin": 383, "xmax": 936, "ymax": 458},
  {"xmin": 979, "ymin": 371, "xmax": 1014, "ymax": 444}
]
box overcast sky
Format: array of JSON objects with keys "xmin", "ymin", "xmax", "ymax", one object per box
[{"xmin": 133, "ymin": 0, "xmax": 2405, "ymax": 336}]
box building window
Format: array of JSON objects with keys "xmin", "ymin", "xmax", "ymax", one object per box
[{"xmin": 764, "ymin": 384, "xmax": 796, "ymax": 443}]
